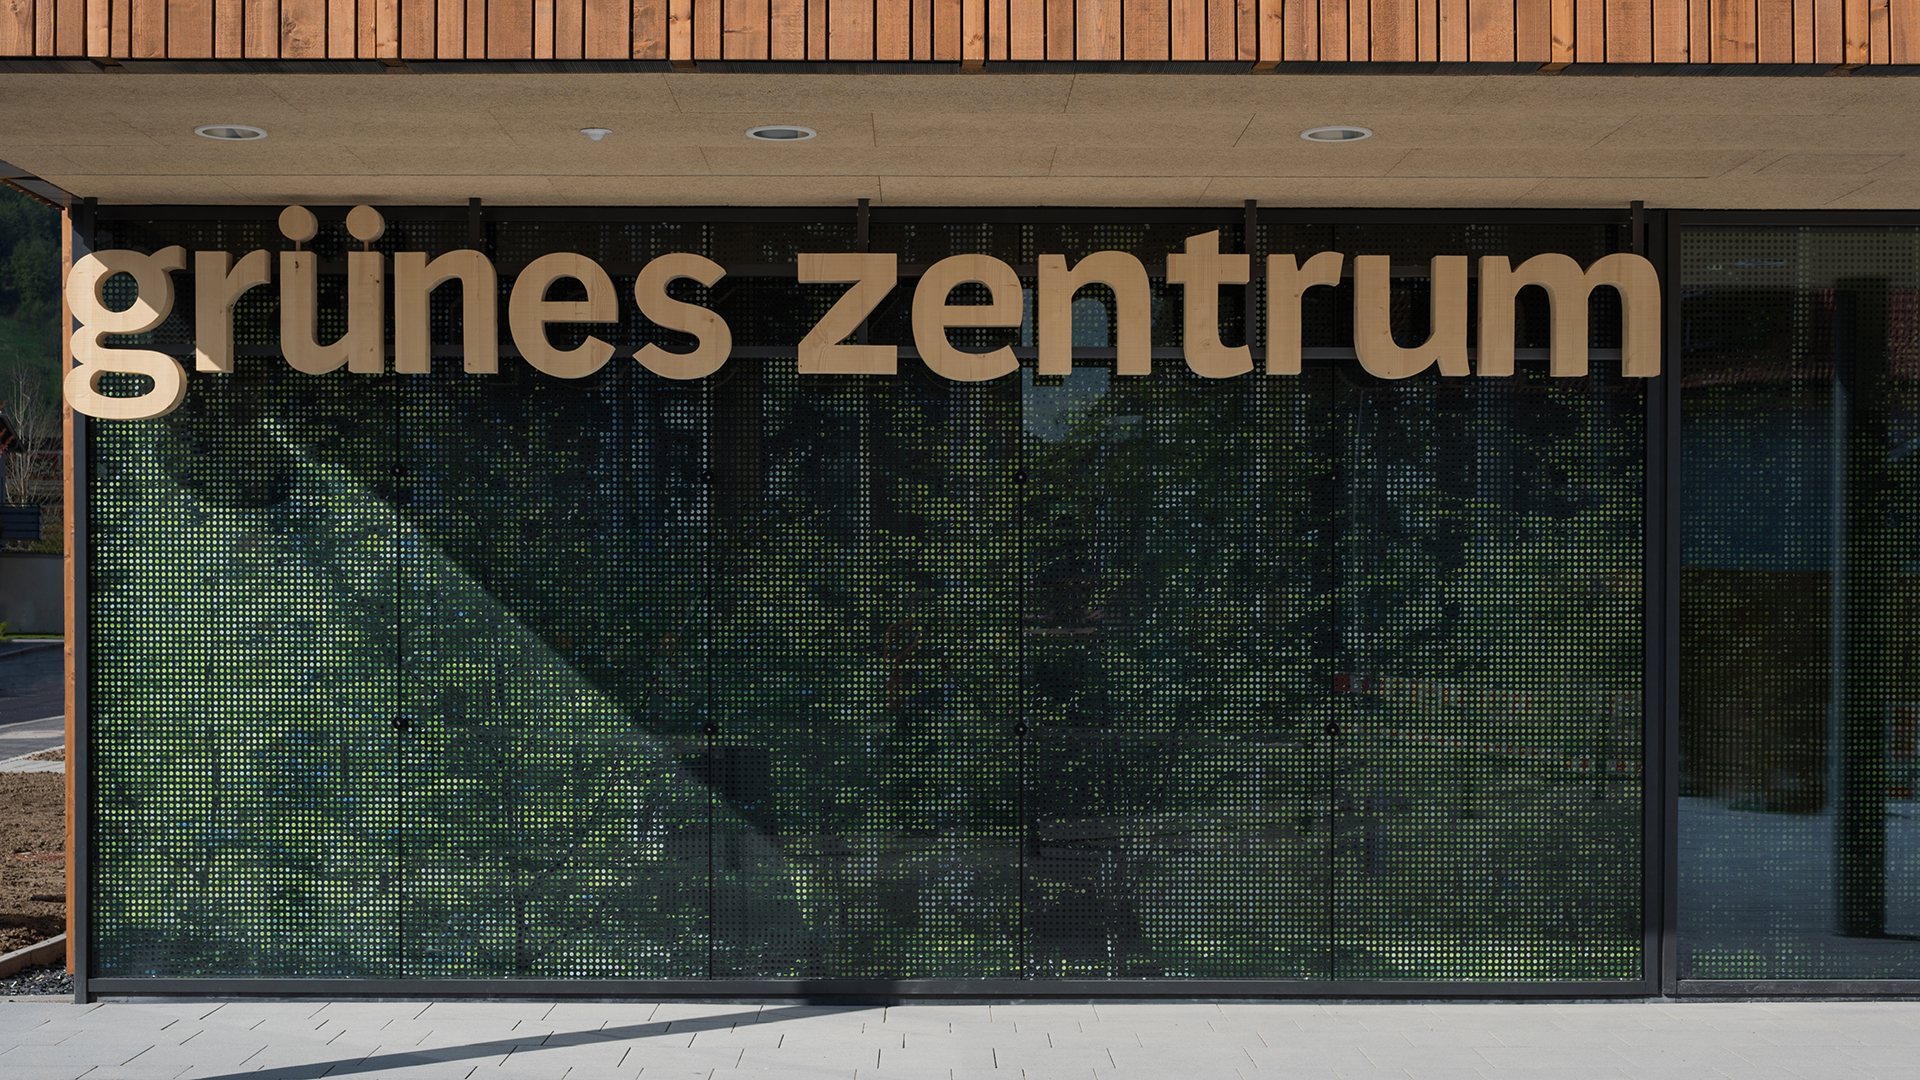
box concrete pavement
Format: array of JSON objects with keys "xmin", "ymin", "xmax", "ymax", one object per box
[{"xmin": 0, "ymin": 998, "xmax": 1917, "ymax": 1080}]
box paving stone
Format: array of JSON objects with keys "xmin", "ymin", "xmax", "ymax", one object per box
[
  {"xmin": 0, "ymin": 1037, "xmax": 155, "ymax": 1071},
  {"xmin": 0, "ymin": 1000, "xmax": 1915, "ymax": 1080},
  {"xmin": 585, "ymin": 1018, "xmax": 676, "ymax": 1041},
  {"xmin": 867, "ymin": 1042, "xmax": 995, "ymax": 1071},
  {"xmin": 317, "ymin": 1059, "xmax": 480, "ymax": 1079},
  {"xmin": 306, "ymin": 1002, "xmax": 435, "ymax": 1026},
  {"xmin": 1396, "ymin": 1067, "xmax": 1496, "ymax": 1080},
  {"xmin": 730, "ymin": 1061, "xmax": 856, "ymax": 1079},
  {"xmin": 93, "ymin": 1041, "xmax": 274, "ymax": 1078},
  {"xmin": 618, "ymin": 1043, "xmax": 744, "ymax": 1071},
  {"xmin": 1357, "ymin": 1044, "xmax": 1496, "ymax": 1069},
  {"xmin": 534, "ymin": 1069, "xmax": 640, "ymax": 1080},
  {"xmin": 543, "ymin": 1003, "xmax": 658, "ymax": 1023},
  {"xmin": 879, "ymin": 1005, "xmax": 993, "ymax": 1027},
  {"xmin": 1777, "ymin": 1067, "xmax": 1881, "ymax": 1080},
  {"xmin": 1393, "ymin": 1028, "xmax": 1504, "ymax": 1047},
  {"xmin": 0, "ymin": 1024, "xmax": 84, "ymax": 1046}
]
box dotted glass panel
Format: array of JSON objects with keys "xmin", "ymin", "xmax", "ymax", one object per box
[
  {"xmin": 86, "ymin": 212, "xmax": 1642, "ymax": 986},
  {"xmin": 1679, "ymin": 225, "xmax": 1920, "ymax": 980},
  {"xmin": 89, "ymin": 368, "xmax": 400, "ymax": 978},
  {"xmin": 709, "ymin": 362, "xmax": 1022, "ymax": 979},
  {"xmin": 1328, "ymin": 372, "xmax": 1643, "ymax": 981},
  {"xmin": 1022, "ymin": 364, "xmax": 1335, "ymax": 979}
]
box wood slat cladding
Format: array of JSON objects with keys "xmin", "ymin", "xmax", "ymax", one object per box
[{"xmin": 7, "ymin": 0, "xmax": 1920, "ymax": 62}]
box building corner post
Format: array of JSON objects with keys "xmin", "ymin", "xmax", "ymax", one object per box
[{"xmin": 64, "ymin": 196, "xmax": 95, "ymax": 1004}]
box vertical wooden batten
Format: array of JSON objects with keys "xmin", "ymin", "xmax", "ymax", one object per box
[
  {"xmin": 1756, "ymin": 0, "xmax": 1791, "ymax": 61},
  {"xmin": 1439, "ymin": 0, "xmax": 1467, "ymax": 59},
  {"xmin": 554, "ymin": 0, "xmax": 581, "ymax": 55},
  {"xmin": 1814, "ymin": 0, "xmax": 1840, "ymax": 59},
  {"xmin": 535, "ymin": 0, "xmax": 555, "ymax": 56},
  {"xmin": 1079, "ymin": 0, "xmax": 1118, "ymax": 56},
  {"xmin": 1, "ymin": 0, "xmax": 33, "ymax": 55},
  {"xmin": 326, "ymin": 0, "xmax": 356, "ymax": 56},
  {"xmin": 724, "ymin": 0, "xmax": 769, "ymax": 58},
  {"xmin": 437, "ymin": 0, "xmax": 463, "ymax": 56},
  {"xmin": 489, "ymin": 0, "xmax": 533, "ymax": 57},
  {"xmin": 168, "ymin": 0, "xmax": 213, "ymax": 54},
  {"xmin": 400, "ymin": 0, "xmax": 431, "ymax": 54},
  {"xmin": 962, "ymin": 0, "xmax": 986, "ymax": 64},
  {"xmin": 1606, "ymin": 0, "xmax": 1652, "ymax": 60},
  {"xmin": 1252, "ymin": 0, "xmax": 1278, "ymax": 64},
  {"xmin": 1045, "ymin": 0, "xmax": 1071, "ymax": 56},
  {"xmin": 1473, "ymin": 0, "xmax": 1518, "ymax": 61},
  {"xmin": 467, "ymin": 0, "xmax": 486, "ymax": 56},
  {"xmin": 1374, "ymin": 0, "xmax": 1417, "ymax": 59},
  {"xmin": 935, "ymin": 0, "xmax": 962, "ymax": 60},
  {"xmin": 1652, "ymin": 0, "xmax": 1686, "ymax": 58},
  {"xmin": 1319, "ymin": 0, "xmax": 1347, "ymax": 60},
  {"xmin": 829, "ymin": 0, "xmax": 873, "ymax": 58},
  {"xmin": 1284, "ymin": 0, "xmax": 1317, "ymax": 58},
  {"xmin": 1548, "ymin": 0, "xmax": 1574, "ymax": 64},
  {"xmin": 279, "ymin": 0, "xmax": 322, "ymax": 56},
  {"xmin": 876, "ymin": 0, "xmax": 909, "ymax": 57},
  {"xmin": 1893, "ymin": 0, "xmax": 1917, "ymax": 60},
  {"xmin": 243, "ymin": 0, "xmax": 276, "ymax": 55},
  {"xmin": 1844, "ymin": 0, "xmax": 1867, "ymax": 60},
  {"xmin": 1009, "ymin": 0, "xmax": 1042, "ymax": 56},
  {"xmin": 769, "ymin": 0, "xmax": 804, "ymax": 56},
  {"xmin": 1125, "ymin": 0, "xmax": 1170, "ymax": 59},
  {"xmin": 1575, "ymin": 0, "xmax": 1602, "ymax": 59},
  {"xmin": 4, "ymin": 0, "xmax": 1919, "ymax": 70},
  {"xmin": 1171, "ymin": 0, "xmax": 1204, "ymax": 57},
  {"xmin": 585, "ymin": 0, "xmax": 628, "ymax": 56}
]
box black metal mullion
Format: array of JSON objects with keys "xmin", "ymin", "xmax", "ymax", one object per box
[{"xmin": 69, "ymin": 196, "xmax": 97, "ymax": 1007}]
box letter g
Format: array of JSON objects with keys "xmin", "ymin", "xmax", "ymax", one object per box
[{"xmin": 65, "ymin": 246, "xmax": 189, "ymax": 420}]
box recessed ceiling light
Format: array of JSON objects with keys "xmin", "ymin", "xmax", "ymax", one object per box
[
  {"xmin": 1301, "ymin": 126, "xmax": 1372, "ymax": 143},
  {"xmin": 581, "ymin": 127, "xmax": 613, "ymax": 142},
  {"xmin": 195, "ymin": 124, "xmax": 268, "ymax": 141},
  {"xmin": 747, "ymin": 125, "xmax": 817, "ymax": 142}
]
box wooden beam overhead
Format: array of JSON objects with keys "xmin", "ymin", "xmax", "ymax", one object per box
[{"xmin": 0, "ymin": 0, "xmax": 1897, "ymax": 63}]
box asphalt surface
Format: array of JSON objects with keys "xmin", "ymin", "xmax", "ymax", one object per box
[{"xmin": 0, "ymin": 641, "xmax": 63, "ymax": 755}]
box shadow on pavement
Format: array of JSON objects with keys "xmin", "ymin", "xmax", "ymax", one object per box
[{"xmin": 191, "ymin": 1004, "xmax": 850, "ymax": 1080}]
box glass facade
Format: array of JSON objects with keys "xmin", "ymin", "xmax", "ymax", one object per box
[
  {"xmin": 83, "ymin": 212, "xmax": 1648, "ymax": 987},
  {"xmin": 1679, "ymin": 225, "xmax": 1920, "ymax": 981}
]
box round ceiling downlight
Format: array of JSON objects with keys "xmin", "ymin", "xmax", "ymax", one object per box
[
  {"xmin": 1301, "ymin": 126, "xmax": 1373, "ymax": 142},
  {"xmin": 195, "ymin": 124, "xmax": 268, "ymax": 141},
  {"xmin": 747, "ymin": 125, "xmax": 817, "ymax": 142}
]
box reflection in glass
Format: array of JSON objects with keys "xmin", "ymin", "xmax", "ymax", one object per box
[{"xmin": 1680, "ymin": 225, "xmax": 1920, "ymax": 979}]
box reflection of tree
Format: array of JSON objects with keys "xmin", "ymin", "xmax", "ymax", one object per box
[{"xmin": 84, "ymin": 216, "xmax": 1647, "ymax": 986}]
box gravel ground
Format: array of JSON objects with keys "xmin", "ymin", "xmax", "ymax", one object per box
[{"xmin": 0, "ymin": 962, "xmax": 71, "ymax": 997}]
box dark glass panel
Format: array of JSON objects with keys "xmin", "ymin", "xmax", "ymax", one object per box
[
  {"xmin": 709, "ymin": 360, "xmax": 1021, "ymax": 978},
  {"xmin": 1329, "ymin": 369, "xmax": 1643, "ymax": 980},
  {"xmin": 393, "ymin": 362, "xmax": 712, "ymax": 979},
  {"xmin": 1679, "ymin": 225, "xmax": 1920, "ymax": 980},
  {"xmin": 1020, "ymin": 363, "xmax": 1334, "ymax": 979},
  {"xmin": 88, "ymin": 368, "xmax": 400, "ymax": 978}
]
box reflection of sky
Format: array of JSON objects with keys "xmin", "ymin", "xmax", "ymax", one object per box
[
  {"xmin": 1020, "ymin": 296, "xmax": 1118, "ymax": 443},
  {"xmin": 1022, "ymin": 365, "xmax": 1110, "ymax": 443}
]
